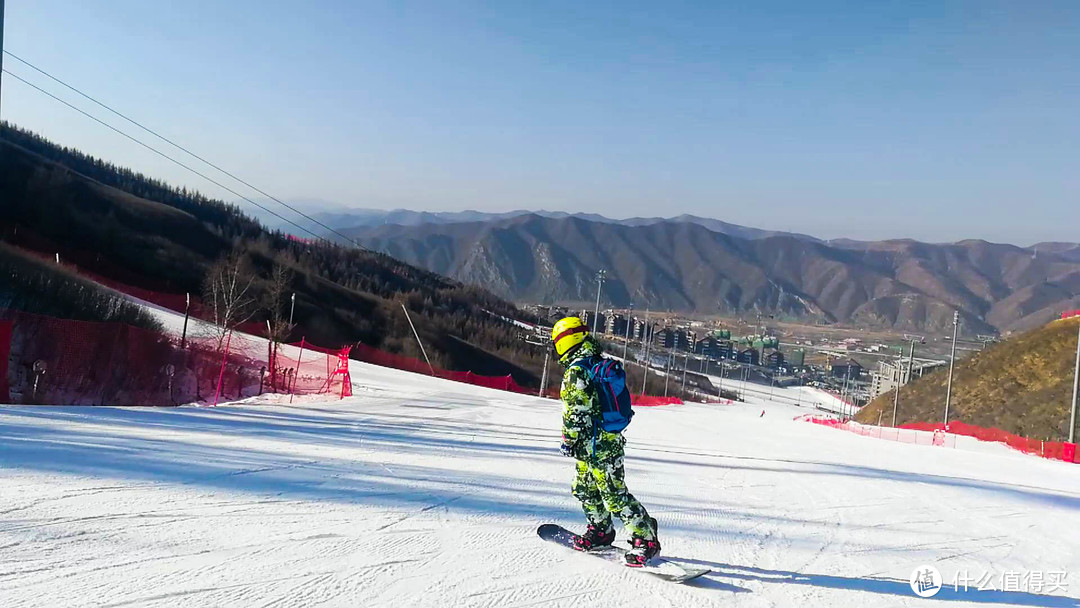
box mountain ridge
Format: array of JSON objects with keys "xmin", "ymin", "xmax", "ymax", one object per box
[
  {"xmin": 343, "ymin": 213, "xmax": 1080, "ymax": 335},
  {"xmin": 253, "ymin": 206, "xmax": 825, "ymax": 243}
]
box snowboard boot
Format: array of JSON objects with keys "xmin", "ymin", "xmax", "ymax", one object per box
[
  {"xmin": 573, "ymin": 523, "xmax": 616, "ymax": 552},
  {"xmin": 624, "ymin": 518, "xmax": 661, "ymax": 567}
]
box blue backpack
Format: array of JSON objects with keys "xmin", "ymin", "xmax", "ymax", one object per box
[{"xmin": 572, "ymin": 357, "xmax": 634, "ymax": 432}]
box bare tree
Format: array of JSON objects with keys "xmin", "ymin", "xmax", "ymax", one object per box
[
  {"xmin": 202, "ymin": 252, "xmax": 257, "ymax": 350},
  {"xmin": 262, "ymin": 260, "xmax": 295, "ymax": 390},
  {"xmin": 264, "ymin": 260, "xmax": 295, "ymax": 344}
]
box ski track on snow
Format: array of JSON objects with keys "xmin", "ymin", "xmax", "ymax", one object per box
[{"xmin": 3, "ymin": 327, "xmax": 1080, "ymax": 607}]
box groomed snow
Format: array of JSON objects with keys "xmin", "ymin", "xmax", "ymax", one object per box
[{"xmin": 3, "ymin": 357, "xmax": 1080, "ymax": 607}]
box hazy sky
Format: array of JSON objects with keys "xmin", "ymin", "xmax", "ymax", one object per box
[{"xmin": 3, "ymin": 1, "xmax": 1078, "ymax": 244}]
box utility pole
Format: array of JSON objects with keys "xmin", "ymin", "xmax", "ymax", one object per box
[
  {"xmin": 891, "ymin": 350, "xmax": 902, "ymax": 427},
  {"xmin": 638, "ymin": 308, "xmax": 650, "ymax": 359},
  {"xmin": 944, "ymin": 310, "xmax": 960, "ymax": 426},
  {"xmin": 681, "ymin": 352, "xmax": 689, "ymax": 393},
  {"xmin": 717, "ymin": 361, "xmax": 724, "ymax": 397},
  {"xmin": 1070, "ymin": 322, "xmax": 1079, "ymax": 444},
  {"xmin": 289, "ymin": 292, "xmax": 296, "ymax": 326},
  {"xmin": 592, "ymin": 270, "xmax": 606, "ymax": 334},
  {"xmin": 641, "ymin": 321, "xmax": 654, "ymax": 394},
  {"xmin": 639, "ymin": 309, "xmax": 651, "ymax": 392},
  {"xmin": 622, "ymin": 303, "xmax": 633, "ymax": 361},
  {"xmin": 906, "ymin": 339, "xmax": 917, "ymax": 386},
  {"xmin": 663, "ymin": 350, "xmax": 672, "ymax": 397}
]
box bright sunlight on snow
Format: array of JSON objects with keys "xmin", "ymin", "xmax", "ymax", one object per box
[{"xmin": 3, "ymin": 356, "xmax": 1080, "ymax": 607}]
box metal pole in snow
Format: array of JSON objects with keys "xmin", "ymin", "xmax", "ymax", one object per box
[
  {"xmin": 212, "ymin": 331, "xmax": 232, "ymax": 407},
  {"xmin": 402, "ymin": 304, "xmax": 435, "ymax": 376},
  {"xmin": 592, "ymin": 270, "xmax": 606, "ymax": 334},
  {"xmin": 180, "ymin": 292, "xmax": 191, "ymax": 349},
  {"xmin": 717, "ymin": 361, "xmax": 724, "ymax": 397},
  {"xmin": 1069, "ymin": 323, "xmax": 1080, "ymax": 444},
  {"xmin": 891, "ymin": 351, "xmax": 902, "ymax": 427},
  {"xmin": 640, "ymin": 311, "xmax": 652, "ymax": 394},
  {"xmin": 681, "ymin": 352, "xmax": 689, "ymax": 393},
  {"xmin": 622, "ymin": 304, "xmax": 633, "ymax": 361},
  {"xmin": 944, "ymin": 311, "xmax": 959, "ymax": 425},
  {"xmin": 290, "ymin": 337, "xmax": 305, "ymax": 404},
  {"xmin": 539, "ymin": 349, "xmax": 550, "ymax": 398},
  {"xmin": 663, "ymin": 351, "xmax": 669, "ymax": 397},
  {"xmin": 892, "ymin": 340, "xmax": 916, "ymax": 427}
]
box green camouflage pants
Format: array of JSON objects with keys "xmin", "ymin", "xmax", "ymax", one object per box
[{"xmin": 571, "ymin": 432, "xmax": 655, "ymax": 540}]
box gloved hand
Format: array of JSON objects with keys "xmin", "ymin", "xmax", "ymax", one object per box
[
  {"xmin": 560, "ymin": 441, "xmax": 574, "ymax": 458},
  {"xmin": 560, "ymin": 435, "xmax": 580, "ymax": 458}
]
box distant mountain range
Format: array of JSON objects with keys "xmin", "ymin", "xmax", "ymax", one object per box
[
  {"xmin": 255, "ymin": 207, "xmax": 823, "ymax": 243},
  {"xmin": 335, "ymin": 213, "xmax": 1080, "ymax": 336}
]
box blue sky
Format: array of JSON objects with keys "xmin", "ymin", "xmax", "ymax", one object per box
[{"xmin": 2, "ymin": 1, "xmax": 1078, "ymax": 244}]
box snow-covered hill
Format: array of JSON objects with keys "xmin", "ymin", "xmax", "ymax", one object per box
[{"xmin": 3, "ymin": 358, "xmax": 1079, "ymax": 607}]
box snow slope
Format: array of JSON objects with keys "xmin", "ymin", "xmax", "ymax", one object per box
[
  {"xmin": 3, "ymin": 359, "xmax": 1080, "ymax": 607},
  {"xmin": 704, "ymin": 373, "xmax": 859, "ymax": 417}
]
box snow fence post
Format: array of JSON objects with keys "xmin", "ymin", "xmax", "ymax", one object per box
[
  {"xmin": 290, "ymin": 337, "xmax": 306, "ymax": 404},
  {"xmin": 213, "ymin": 331, "xmax": 232, "ymax": 407},
  {"xmin": 339, "ymin": 349, "xmax": 349, "ymax": 400}
]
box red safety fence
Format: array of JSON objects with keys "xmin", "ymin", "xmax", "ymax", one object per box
[
  {"xmin": 800, "ymin": 415, "xmax": 1079, "ymax": 463},
  {"xmin": 0, "ymin": 309, "xmax": 351, "ymax": 406},
  {"xmin": 633, "ymin": 395, "xmax": 684, "ymax": 406},
  {"xmin": 351, "ymin": 343, "xmax": 531, "ymax": 394},
  {"xmin": 352, "ymin": 343, "xmax": 683, "ymax": 404},
  {"xmin": 798, "ymin": 415, "xmax": 958, "ymax": 448},
  {"xmin": 901, "ymin": 421, "xmax": 1079, "ymax": 463}
]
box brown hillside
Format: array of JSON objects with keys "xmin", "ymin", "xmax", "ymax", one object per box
[
  {"xmin": 856, "ymin": 317, "xmax": 1080, "ymax": 441},
  {"xmin": 345, "ymin": 216, "xmax": 1080, "ymax": 336}
]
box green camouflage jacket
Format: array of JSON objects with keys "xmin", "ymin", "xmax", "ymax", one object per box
[{"xmin": 559, "ymin": 336, "xmax": 623, "ymax": 460}]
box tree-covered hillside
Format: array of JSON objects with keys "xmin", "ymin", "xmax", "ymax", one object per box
[{"xmin": 0, "ymin": 122, "xmax": 544, "ymax": 384}]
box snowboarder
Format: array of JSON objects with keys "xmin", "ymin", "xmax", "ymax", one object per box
[{"xmin": 552, "ymin": 316, "xmax": 661, "ymax": 566}]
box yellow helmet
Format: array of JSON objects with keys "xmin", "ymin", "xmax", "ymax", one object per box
[{"xmin": 552, "ymin": 316, "xmax": 589, "ymax": 357}]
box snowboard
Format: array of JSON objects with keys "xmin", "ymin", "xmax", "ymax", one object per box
[{"xmin": 537, "ymin": 524, "xmax": 710, "ymax": 584}]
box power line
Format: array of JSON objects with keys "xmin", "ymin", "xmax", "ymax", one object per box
[
  {"xmin": 1, "ymin": 50, "xmax": 368, "ymax": 251},
  {"xmin": 1, "ymin": 68, "xmax": 344, "ymax": 247}
]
